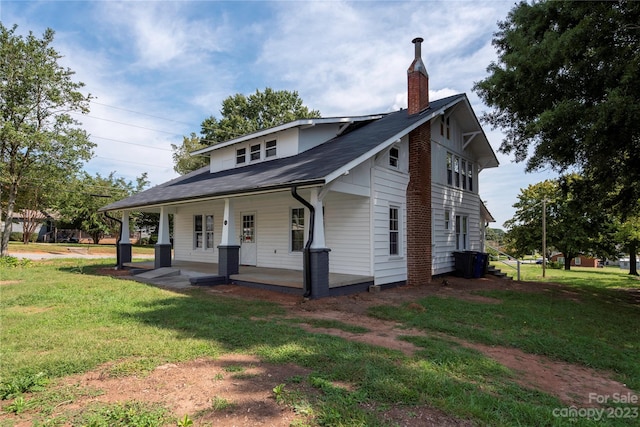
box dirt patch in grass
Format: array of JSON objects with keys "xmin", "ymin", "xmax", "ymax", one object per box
[{"xmin": 0, "ymin": 280, "xmax": 22, "ymax": 286}]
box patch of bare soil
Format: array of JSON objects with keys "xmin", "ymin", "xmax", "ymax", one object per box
[
  {"xmin": 0, "ymin": 280, "xmax": 22, "ymax": 286},
  {"xmin": 4, "ymin": 273, "xmax": 637, "ymax": 426}
]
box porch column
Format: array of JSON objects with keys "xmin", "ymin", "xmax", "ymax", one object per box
[
  {"xmin": 118, "ymin": 210, "xmax": 132, "ymax": 266},
  {"xmin": 308, "ymin": 188, "xmax": 330, "ymax": 299},
  {"xmin": 218, "ymin": 198, "xmax": 240, "ymax": 279},
  {"xmin": 155, "ymin": 206, "xmax": 172, "ymax": 268}
]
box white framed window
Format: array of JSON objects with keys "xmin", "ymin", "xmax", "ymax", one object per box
[
  {"xmin": 389, "ymin": 206, "xmax": 399, "ymax": 256},
  {"xmin": 461, "ymin": 159, "xmax": 467, "ymax": 190},
  {"xmin": 455, "ymin": 215, "xmax": 468, "ymax": 250},
  {"xmin": 574, "ymin": 257, "xmax": 581, "ymax": 266},
  {"xmin": 445, "ymin": 210, "xmax": 451, "ymax": 231},
  {"xmin": 446, "ymin": 117, "xmax": 450, "ymax": 139},
  {"xmin": 265, "ymin": 140, "xmax": 277, "ymax": 158},
  {"xmin": 194, "ymin": 214, "xmax": 214, "ymax": 249},
  {"xmin": 454, "ymin": 156, "xmax": 460, "ymax": 188},
  {"xmin": 250, "ymin": 143, "xmax": 261, "ymax": 161},
  {"xmin": 291, "ymin": 207, "xmax": 305, "ymax": 252},
  {"xmin": 236, "ymin": 148, "xmax": 246, "ymax": 165},
  {"xmin": 468, "ymin": 162, "xmax": 474, "ymax": 192},
  {"xmin": 389, "ymin": 146, "xmax": 399, "ymax": 168},
  {"xmin": 446, "ymin": 152, "xmax": 453, "ymax": 185}
]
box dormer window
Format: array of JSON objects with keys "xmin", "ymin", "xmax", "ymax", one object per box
[
  {"xmin": 250, "ymin": 144, "xmax": 261, "ymax": 161},
  {"xmin": 236, "ymin": 148, "xmax": 246, "ymax": 165},
  {"xmin": 389, "ymin": 146, "xmax": 399, "ymax": 168},
  {"xmin": 265, "ymin": 140, "xmax": 277, "ymax": 158}
]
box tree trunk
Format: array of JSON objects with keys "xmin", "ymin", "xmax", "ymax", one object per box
[
  {"xmin": 0, "ymin": 181, "xmax": 19, "ymax": 257},
  {"xmin": 91, "ymin": 232, "xmax": 101, "ymax": 245},
  {"xmin": 564, "ymin": 254, "xmax": 573, "ymax": 270},
  {"xmin": 629, "ymin": 243, "xmax": 638, "ymax": 276}
]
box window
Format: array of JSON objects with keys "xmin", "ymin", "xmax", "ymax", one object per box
[
  {"xmin": 265, "ymin": 140, "xmax": 277, "ymax": 158},
  {"xmin": 389, "ymin": 146, "xmax": 399, "ymax": 168},
  {"xmin": 440, "ymin": 116, "xmax": 444, "ymax": 136},
  {"xmin": 242, "ymin": 214, "xmax": 255, "ymax": 243},
  {"xmin": 236, "ymin": 148, "xmax": 246, "ymax": 164},
  {"xmin": 445, "ymin": 210, "xmax": 451, "ymax": 231},
  {"xmin": 194, "ymin": 215, "xmax": 203, "ymax": 248},
  {"xmin": 446, "ymin": 153, "xmax": 453, "ymax": 185},
  {"xmin": 250, "ymin": 144, "xmax": 261, "ymax": 161},
  {"xmin": 291, "ymin": 208, "xmax": 305, "ymax": 252},
  {"xmin": 455, "ymin": 215, "xmax": 468, "ymax": 250},
  {"xmin": 446, "ymin": 117, "xmax": 450, "ymax": 139},
  {"xmin": 454, "ymin": 156, "xmax": 460, "ymax": 188},
  {"xmin": 467, "ymin": 162, "xmax": 473, "ymax": 192},
  {"xmin": 205, "ymin": 215, "xmax": 214, "ymax": 248},
  {"xmin": 194, "ymin": 214, "xmax": 214, "ymax": 249},
  {"xmin": 574, "ymin": 257, "xmax": 581, "ymax": 266},
  {"xmin": 250, "ymin": 143, "xmax": 261, "ymax": 161},
  {"xmin": 389, "ymin": 207, "xmax": 399, "ymax": 256},
  {"xmin": 461, "ymin": 159, "xmax": 467, "ymax": 190}
]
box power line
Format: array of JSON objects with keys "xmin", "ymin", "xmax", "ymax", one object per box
[
  {"xmin": 91, "ymin": 101, "xmax": 195, "ymax": 127},
  {"xmin": 70, "ymin": 111, "xmax": 185, "ymax": 136},
  {"xmin": 91, "ymin": 135, "xmax": 173, "ymax": 152},
  {"xmin": 93, "ymin": 155, "xmax": 173, "ymax": 169}
]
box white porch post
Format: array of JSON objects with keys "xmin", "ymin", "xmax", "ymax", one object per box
[
  {"xmin": 120, "ymin": 210, "xmax": 130, "ymax": 244},
  {"xmin": 309, "ymin": 188, "xmax": 326, "ymax": 249},
  {"xmin": 155, "ymin": 206, "xmax": 172, "ymax": 268},
  {"xmin": 220, "ymin": 198, "xmax": 238, "ymax": 246},
  {"xmin": 218, "ymin": 198, "xmax": 240, "ymax": 279}
]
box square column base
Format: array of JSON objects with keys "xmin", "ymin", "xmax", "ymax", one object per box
[
  {"xmin": 308, "ymin": 248, "xmax": 331, "ymax": 299},
  {"xmin": 154, "ymin": 243, "xmax": 172, "ymax": 269},
  {"xmin": 218, "ymin": 245, "xmax": 240, "ymax": 279},
  {"xmin": 117, "ymin": 243, "xmax": 132, "ymax": 267}
]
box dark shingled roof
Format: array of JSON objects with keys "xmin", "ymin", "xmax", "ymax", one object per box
[{"xmin": 100, "ymin": 95, "xmax": 464, "ymax": 211}]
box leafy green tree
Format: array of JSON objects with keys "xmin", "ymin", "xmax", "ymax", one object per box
[
  {"xmin": 474, "ymin": 0, "xmax": 640, "ymax": 218},
  {"xmin": 0, "ymin": 24, "xmax": 94, "ymax": 256},
  {"xmin": 485, "ymin": 228, "xmax": 505, "ymax": 245},
  {"xmin": 58, "ymin": 172, "xmax": 137, "ymax": 245},
  {"xmin": 172, "ymin": 88, "xmax": 321, "ymax": 174},
  {"xmin": 505, "ymin": 176, "xmax": 614, "ymax": 270},
  {"xmin": 615, "ymin": 214, "xmax": 640, "ymax": 276}
]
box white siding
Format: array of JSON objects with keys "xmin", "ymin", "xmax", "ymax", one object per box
[
  {"xmin": 324, "ymin": 192, "xmax": 371, "ymax": 275},
  {"xmin": 372, "ymin": 163, "xmax": 409, "ymax": 285},
  {"xmin": 431, "ymin": 184, "xmax": 483, "ymax": 275},
  {"xmin": 173, "ymin": 201, "xmax": 225, "ymax": 263}
]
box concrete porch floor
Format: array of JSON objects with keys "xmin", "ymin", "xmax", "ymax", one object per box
[{"xmin": 124, "ymin": 260, "xmax": 373, "ymax": 289}]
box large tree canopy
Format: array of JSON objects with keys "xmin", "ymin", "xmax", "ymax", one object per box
[
  {"xmin": 0, "ymin": 24, "xmax": 94, "ymax": 255},
  {"xmin": 172, "ymin": 88, "xmax": 321, "ymax": 174},
  {"xmin": 474, "ymin": 0, "xmax": 640, "ymax": 217}
]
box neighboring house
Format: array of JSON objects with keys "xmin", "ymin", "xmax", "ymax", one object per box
[
  {"xmin": 549, "ymin": 253, "xmax": 600, "ymax": 268},
  {"xmin": 3, "ymin": 210, "xmax": 57, "ymax": 242},
  {"xmin": 619, "ymin": 258, "xmax": 640, "ymax": 270},
  {"xmin": 100, "ymin": 38, "xmax": 499, "ymax": 298}
]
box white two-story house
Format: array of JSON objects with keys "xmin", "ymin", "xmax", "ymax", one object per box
[{"xmin": 101, "ymin": 37, "xmax": 499, "ymax": 298}]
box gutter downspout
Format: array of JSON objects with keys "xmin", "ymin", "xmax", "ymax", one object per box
[
  {"xmin": 103, "ymin": 211, "xmax": 123, "ymax": 269},
  {"xmin": 291, "ymin": 187, "xmax": 314, "ymax": 298}
]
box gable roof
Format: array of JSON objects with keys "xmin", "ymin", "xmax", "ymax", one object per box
[{"xmin": 101, "ymin": 94, "xmax": 496, "ymax": 212}]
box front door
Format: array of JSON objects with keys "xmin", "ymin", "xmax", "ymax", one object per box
[{"xmin": 240, "ymin": 213, "xmax": 257, "ymax": 266}]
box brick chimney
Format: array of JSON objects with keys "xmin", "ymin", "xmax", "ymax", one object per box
[
  {"xmin": 407, "ymin": 37, "xmax": 429, "ymax": 114},
  {"xmin": 406, "ymin": 37, "xmax": 432, "ymax": 286}
]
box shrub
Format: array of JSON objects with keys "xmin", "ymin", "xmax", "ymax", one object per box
[{"xmin": 0, "ymin": 256, "xmax": 32, "ymax": 268}]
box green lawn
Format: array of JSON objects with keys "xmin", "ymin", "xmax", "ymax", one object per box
[
  {"xmin": 7, "ymin": 241, "xmax": 155, "ymax": 256},
  {"xmin": 1, "ymin": 259, "xmax": 638, "ymax": 426}
]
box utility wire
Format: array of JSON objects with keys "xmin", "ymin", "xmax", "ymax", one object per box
[
  {"xmin": 91, "ymin": 101, "xmax": 195, "ymax": 127},
  {"xmin": 90, "ymin": 135, "xmax": 173, "ymax": 151}
]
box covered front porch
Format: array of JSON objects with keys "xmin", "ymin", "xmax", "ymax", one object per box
[{"xmin": 124, "ymin": 260, "xmax": 375, "ymax": 297}]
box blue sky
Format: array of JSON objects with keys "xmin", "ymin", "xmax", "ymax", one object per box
[{"xmin": 1, "ymin": 0, "xmax": 556, "ymax": 228}]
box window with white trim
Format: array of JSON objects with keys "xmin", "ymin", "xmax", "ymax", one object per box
[
  {"xmin": 250, "ymin": 143, "xmax": 261, "ymax": 161},
  {"xmin": 236, "ymin": 148, "xmax": 246, "ymax": 165},
  {"xmin": 389, "ymin": 206, "xmax": 399, "ymax": 256},
  {"xmin": 389, "ymin": 146, "xmax": 399, "ymax": 168},
  {"xmin": 194, "ymin": 214, "xmax": 214, "ymax": 249},
  {"xmin": 445, "ymin": 210, "xmax": 451, "ymax": 231},
  {"xmin": 454, "ymin": 156, "xmax": 460, "ymax": 188},
  {"xmin": 468, "ymin": 162, "xmax": 474, "ymax": 192},
  {"xmin": 455, "ymin": 215, "xmax": 468, "ymax": 250},
  {"xmin": 291, "ymin": 208, "xmax": 305, "ymax": 252},
  {"xmin": 446, "ymin": 152, "xmax": 453, "ymax": 185},
  {"xmin": 265, "ymin": 140, "xmax": 277, "ymax": 158},
  {"xmin": 461, "ymin": 159, "xmax": 467, "ymax": 190}
]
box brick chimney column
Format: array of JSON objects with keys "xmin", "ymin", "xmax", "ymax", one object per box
[
  {"xmin": 406, "ymin": 37, "xmax": 432, "ymax": 286},
  {"xmin": 407, "ymin": 37, "xmax": 429, "ymax": 115}
]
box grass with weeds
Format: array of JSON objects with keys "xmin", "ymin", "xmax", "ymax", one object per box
[
  {"xmin": 7, "ymin": 241, "xmax": 155, "ymax": 256},
  {"xmin": 2, "ymin": 259, "xmax": 639, "ymax": 426}
]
